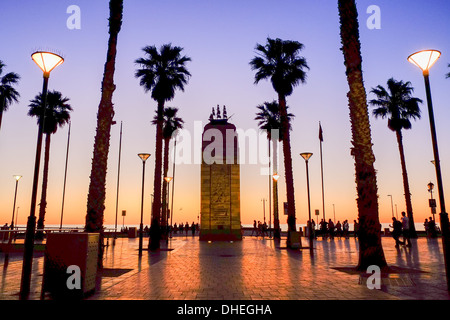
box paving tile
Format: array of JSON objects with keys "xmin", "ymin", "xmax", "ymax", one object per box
[{"xmin": 1, "ymin": 236, "xmax": 450, "ymax": 300}]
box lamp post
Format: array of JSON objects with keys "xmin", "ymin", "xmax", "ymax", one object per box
[
  {"xmin": 428, "ymin": 182, "xmax": 436, "ymax": 221},
  {"xmin": 164, "ymin": 176, "xmax": 173, "ymax": 240},
  {"xmin": 388, "ymin": 195, "xmax": 394, "ymax": 218},
  {"xmin": 15, "ymin": 207, "xmax": 20, "ymax": 228},
  {"xmin": 408, "ymin": 49, "xmax": 450, "ymax": 291},
  {"xmin": 272, "ymin": 174, "xmax": 280, "ymax": 239},
  {"xmin": 113, "ymin": 121, "xmax": 123, "ymax": 245},
  {"xmin": 138, "ymin": 153, "xmax": 150, "ymax": 256},
  {"xmin": 11, "ymin": 175, "xmax": 22, "ymax": 230},
  {"xmin": 300, "ymin": 152, "xmax": 313, "ymax": 248},
  {"xmin": 59, "ymin": 120, "xmax": 71, "ymax": 231},
  {"xmin": 21, "ymin": 51, "xmax": 64, "ymax": 300}
]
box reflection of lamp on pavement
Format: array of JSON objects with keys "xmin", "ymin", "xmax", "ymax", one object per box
[{"xmin": 408, "ymin": 49, "xmax": 450, "ymax": 290}]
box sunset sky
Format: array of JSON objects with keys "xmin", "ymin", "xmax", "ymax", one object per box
[{"xmin": 0, "ymin": 0, "xmax": 449, "ymax": 229}]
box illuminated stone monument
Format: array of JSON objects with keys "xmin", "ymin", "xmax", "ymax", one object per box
[{"xmin": 200, "ymin": 105, "xmax": 242, "ymax": 241}]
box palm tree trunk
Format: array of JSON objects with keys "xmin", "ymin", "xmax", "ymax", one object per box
[
  {"xmin": 396, "ymin": 129, "xmax": 417, "ymax": 238},
  {"xmin": 36, "ymin": 133, "xmax": 51, "ymax": 240},
  {"xmin": 272, "ymin": 137, "xmax": 280, "ymax": 239},
  {"xmin": 161, "ymin": 137, "xmax": 170, "ymax": 238},
  {"xmin": 85, "ymin": 0, "xmax": 123, "ymax": 265},
  {"xmin": 149, "ymin": 101, "xmax": 164, "ymax": 251},
  {"xmin": 338, "ymin": 0, "xmax": 387, "ymax": 270},
  {"xmin": 278, "ymin": 95, "xmax": 299, "ymax": 246}
]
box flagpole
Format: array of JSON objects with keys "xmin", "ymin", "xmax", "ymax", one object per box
[{"xmin": 319, "ymin": 122, "xmax": 325, "ymax": 222}]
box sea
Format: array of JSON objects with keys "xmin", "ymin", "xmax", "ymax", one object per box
[{"xmin": 11, "ymin": 222, "xmax": 434, "ymax": 232}]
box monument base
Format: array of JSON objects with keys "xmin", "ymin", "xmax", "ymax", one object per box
[{"xmin": 199, "ymin": 229, "xmax": 242, "ymax": 241}]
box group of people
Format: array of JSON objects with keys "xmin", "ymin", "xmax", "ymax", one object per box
[
  {"xmin": 390, "ymin": 211, "xmax": 413, "ymax": 247},
  {"xmin": 308, "ymin": 218, "xmax": 355, "ymax": 240},
  {"xmin": 171, "ymin": 222, "xmax": 199, "ymax": 236},
  {"xmin": 251, "ymin": 220, "xmax": 269, "ymax": 237},
  {"xmin": 424, "ymin": 217, "xmax": 439, "ymax": 238}
]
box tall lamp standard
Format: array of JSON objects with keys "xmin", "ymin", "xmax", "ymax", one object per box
[
  {"xmin": 138, "ymin": 153, "xmax": 151, "ymax": 256},
  {"xmin": 388, "ymin": 195, "xmax": 394, "ymax": 217},
  {"xmin": 164, "ymin": 176, "xmax": 173, "ymax": 240},
  {"xmin": 11, "ymin": 175, "xmax": 22, "ymax": 230},
  {"xmin": 272, "ymin": 174, "xmax": 280, "ymax": 239},
  {"xmin": 300, "ymin": 152, "xmax": 313, "ymax": 249},
  {"xmin": 20, "ymin": 51, "xmax": 64, "ymax": 300},
  {"xmin": 408, "ymin": 49, "xmax": 450, "ymax": 290},
  {"xmin": 428, "ymin": 182, "xmax": 436, "ymax": 221}
]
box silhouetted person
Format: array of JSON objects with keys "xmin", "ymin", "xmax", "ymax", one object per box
[
  {"xmin": 191, "ymin": 222, "xmax": 195, "ymax": 236},
  {"xmin": 390, "ymin": 217, "xmax": 404, "ymax": 248},
  {"xmin": 251, "ymin": 220, "xmax": 257, "ymax": 236},
  {"xmin": 353, "ymin": 220, "xmax": 359, "ymax": 238},
  {"xmin": 328, "ymin": 219, "xmax": 335, "ymax": 240},
  {"xmin": 428, "ymin": 217, "xmax": 437, "ymax": 238},
  {"xmin": 401, "ymin": 211, "xmax": 412, "ymax": 247}
]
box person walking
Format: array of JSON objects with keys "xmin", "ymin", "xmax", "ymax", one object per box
[
  {"xmin": 401, "ymin": 211, "xmax": 412, "ymax": 247},
  {"xmin": 390, "ymin": 217, "xmax": 404, "ymax": 247},
  {"xmin": 251, "ymin": 220, "xmax": 257, "ymax": 236},
  {"xmin": 328, "ymin": 219, "xmax": 335, "ymax": 240}
]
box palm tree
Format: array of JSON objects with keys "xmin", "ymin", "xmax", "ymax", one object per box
[
  {"xmin": 28, "ymin": 90, "xmax": 72, "ymax": 239},
  {"xmin": 255, "ymin": 100, "xmax": 294, "ymax": 239},
  {"xmin": 370, "ymin": 78, "xmax": 422, "ymax": 238},
  {"xmin": 153, "ymin": 107, "xmax": 184, "ymax": 237},
  {"xmin": 338, "ymin": 0, "xmax": 387, "ymax": 270},
  {"xmin": 0, "ymin": 61, "xmax": 20, "ymax": 131},
  {"xmin": 85, "ymin": 0, "xmax": 123, "ymax": 264},
  {"xmin": 250, "ymin": 37, "xmax": 308, "ymax": 245},
  {"xmin": 135, "ymin": 44, "xmax": 191, "ymax": 251}
]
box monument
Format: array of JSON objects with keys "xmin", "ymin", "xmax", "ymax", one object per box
[{"xmin": 200, "ymin": 105, "xmax": 242, "ymax": 241}]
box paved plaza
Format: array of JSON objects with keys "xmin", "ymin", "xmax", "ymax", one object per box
[{"xmin": 1, "ymin": 234, "xmax": 450, "ymax": 300}]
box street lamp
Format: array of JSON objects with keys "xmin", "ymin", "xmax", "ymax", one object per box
[
  {"xmin": 138, "ymin": 153, "xmax": 151, "ymax": 256},
  {"xmin": 11, "ymin": 175, "xmax": 22, "ymax": 230},
  {"xmin": 21, "ymin": 51, "xmax": 64, "ymax": 300},
  {"xmin": 387, "ymin": 195, "xmax": 394, "ymax": 218},
  {"xmin": 164, "ymin": 176, "xmax": 173, "ymax": 239},
  {"xmin": 408, "ymin": 49, "xmax": 450, "ymax": 291},
  {"xmin": 428, "ymin": 181, "xmax": 436, "ymax": 221},
  {"xmin": 272, "ymin": 174, "xmax": 280, "ymax": 239},
  {"xmin": 300, "ymin": 152, "xmax": 313, "ymax": 248}
]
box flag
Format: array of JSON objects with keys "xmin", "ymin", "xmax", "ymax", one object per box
[{"xmin": 319, "ymin": 122, "xmax": 323, "ymax": 142}]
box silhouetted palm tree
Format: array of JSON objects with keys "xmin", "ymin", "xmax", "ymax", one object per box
[
  {"xmin": 370, "ymin": 78, "xmax": 422, "ymax": 238},
  {"xmin": 85, "ymin": 0, "xmax": 123, "ymax": 263},
  {"xmin": 28, "ymin": 90, "xmax": 72, "ymax": 239},
  {"xmin": 0, "ymin": 61, "xmax": 20, "ymax": 131},
  {"xmin": 255, "ymin": 100, "xmax": 294, "ymax": 239},
  {"xmin": 338, "ymin": 0, "xmax": 387, "ymax": 270},
  {"xmin": 153, "ymin": 107, "xmax": 184, "ymax": 236},
  {"xmin": 250, "ymin": 38, "xmax": 309, "ymax": 244},
  {"xmin": 135, "ymin": 44, "xmax": 191, "ymax": 250}
]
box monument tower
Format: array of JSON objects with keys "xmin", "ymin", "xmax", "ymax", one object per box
[{"xmin": 200, "ymin": 105, "xmax": 242, "ymax": 241}]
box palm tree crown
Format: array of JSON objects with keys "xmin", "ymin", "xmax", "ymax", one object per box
[
  {"xmin": 153, "ymin": 106, "xmax": 184, "ymax": 138},
  {"xmin": 135, "ymin": 44, "xmax": 191, "ymax": 104},
  {"xmin": 370, "ymin": 78, "xmax": 422, "ymax": 131},
  {"xmin": 0, "ymin": 60, "xmax": 20, "ymax": 130},
  {"xmin": 250, "ymin": 38, "xmax": 309, "ymax": 97},
  {"xmin": 28, "ymin": 90, "xmax": 72, "ymax": 134},
  {"xmin": 255, "ymin": 100, "xmax": 294, "ymax": 140}
]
